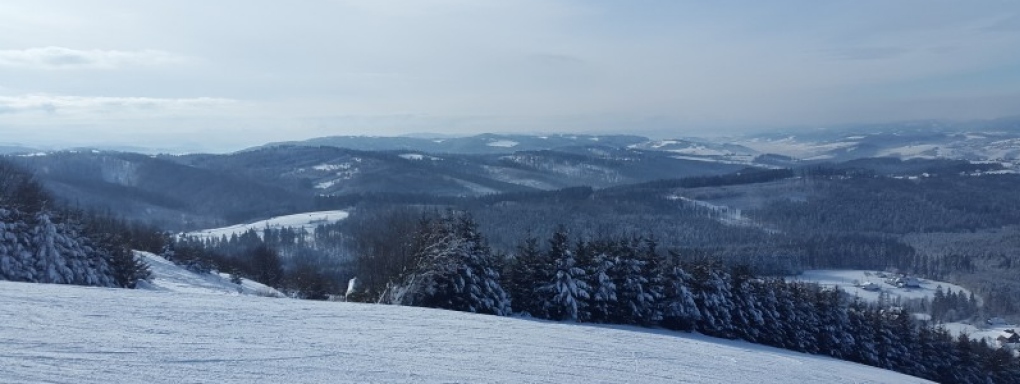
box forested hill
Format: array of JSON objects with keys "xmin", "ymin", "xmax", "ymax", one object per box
[
  {"xmin": 7, "ymin": 145, "xmax": 747, "ymax": 229},
  {"xmin": 7, "ymin": 126, "xmax": 1019, "ymax": 231},
  {"xmin": 255, "ymin": 133, "xmax": 651, "ymax": 154}
]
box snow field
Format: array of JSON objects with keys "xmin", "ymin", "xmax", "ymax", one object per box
[
  {"xmin": 2, "ymin": 257, "xmax": 931, "ymax": 384},
  {"xmin": 184, "ymin": 210, "xmax": 349, "ymax": 241},
  {"xmin": 941, "ymin": 321, "xmax": 1019, "ymax": 345},
  {"xmin": 0, "ymin": 279, "xmax": 932, "ymax": 384},
  {"xmin": 486, "ymin": 140, "xmax": 519, "ymax": 147},
  {"xmin": 790, "ymin": 270, "xmax": 973, "ymax": 303},
  {"xmin": 0, "ymin": 248, "xmax": 933, "ymax": 384}
]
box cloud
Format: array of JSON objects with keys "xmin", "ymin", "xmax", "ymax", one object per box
[
  {"xmin": 0, "ymin": 47, "xmax": 185, "ymax": 70},
  {"xmin": 0, "ymin": 94, "xmax": 237, "ymax": 115},
  {"xmin": 0, "ymin": 0, "xmax": 1018, "ymax": 150}
]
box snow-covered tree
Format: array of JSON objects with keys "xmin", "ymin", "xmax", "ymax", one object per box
[
  {"xmin": 0, "ymin": 208, "xmax": 120, "ymax": 287},
  {"xmin": 0, "ymin": 209, "xmax": 33, "ymax": 281},
  {"xmin": 607, "ymin": 239, "xmax": 659, "ymax": 325},
  {"xmin": 381, "ymin": 213, "xmax": 511, "ymax": 316},
  {"xmin": 727, "ymin": 266, "xmax": 764, "ymax": 343},
  {"xmin": 503, "ymin": 235, "xmax": 549, "ymax": 317},
  {"xmin": 584, "ymin": 244, "xmax": 617, "ymax": 323},
  {"xmin": 0, "ymin": 159, "xmax": 151, "ymax": 289},
  {"xmin": 689, "ymin": 264, "xmax": 735, "ymax": 338},
  {"xmin": 30, "ymin": 213, "xmax": 117, "ymax": 286},
  {"xmin": 31, "ymin": 213, "xmax": 76, "ymax": 284},
  {"xmin": 539, "ymin": 229, "xmax": 589, "ymax": 322},
  {"xmin": 658, "ymin": 263, "xmax": 699, "ymax": 331}
]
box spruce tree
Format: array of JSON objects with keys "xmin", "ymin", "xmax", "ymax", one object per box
[
  {"xmin": 504, "ymin": 235, "xmax": 547, "ymax": 317},
  {"xmin": 658, "ymin": 262, "xmax": 699, "ymax": 331},
  {"xmin": 609, "ymin": 240, "xmax": 655, "ymax": 325},
  {"xmin": 539, "ymin": 228, "xmax": 589, "ymax": 321},
  {"xmin": 584, "ymin": 240, "xmax": 617, "ymax": 323},
  {"xmin": 108, "ymin": 248, "xmax": 152, "ymax": 288}
]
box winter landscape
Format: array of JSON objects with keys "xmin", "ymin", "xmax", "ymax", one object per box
[
  {"xmin": 5, "ymin": 1, "xmax": 1020, "ymax": 383},
  {"xmin": 0, "ymin": 258, "xmax": 932, "ymax": 384}
]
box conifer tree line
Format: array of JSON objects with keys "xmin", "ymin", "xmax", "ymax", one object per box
[
  {"xmin": 930, "ymin": 286, "xmax": 980, "ymax": 323},
  {"xmin": 366, "ymin": 210, "xmax": 1020, "ymax": 384},
  {"xmin": 0, "ymin": 159, "xmax": 155, "ymax": 288}
]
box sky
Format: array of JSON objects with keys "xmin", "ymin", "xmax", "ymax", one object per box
[{"xmin": 1, "ymin": 0, "xmax": 1019, "ymax": 152}]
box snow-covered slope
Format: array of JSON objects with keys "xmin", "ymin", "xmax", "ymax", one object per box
[
  {"xmin": 629, "ymin": 139, "xmax": 760, "ymax": 165},
  {"xmin": 733, "ymin": 131, "xmax": 1020, "ymax": 163},
  {"xmin": 184, "ymin": 210, "xmax": 349, "ymax": 240},
  {"xmin": 135, "ymin": 251, "xmax": 282, "ymax": 296},
  {"xmin": 0, "ymin": 281, "xmax": 931, "ymax": 383}
]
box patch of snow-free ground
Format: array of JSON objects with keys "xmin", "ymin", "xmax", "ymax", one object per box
[{"xmin": 0, "ymin": 265, "xmax": 931, "ymax": 383}]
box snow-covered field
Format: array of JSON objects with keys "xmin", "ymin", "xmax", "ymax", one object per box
[
  {"xmin": 0, "ymin": 262, "xmax": 931, "ymax": 383},
  {"xmin": 942, "ymin": 321, "xmax": 1018, "ymax": 344},
  {"xmin": 738, "ymin": 137, "xmax": 859, "ymax": 160},
  {"xmin": 790, "ymin": 270, "xmax": 972, "ymax": 303},
  {"xmin": 486, "ymin": 139, "xmax": 519, "ymax": 147},
  {"xmin": 184, "ymin": 210, "xmax": 349, "ymax": 240},
  {"xmin": 672, "ymin": 154, "xmax": 754, "ymax": 164},
  {"xmin": 790, "ymin": 270, "xmax": 1019, "ymax": 343},
  {"xmin": 398, "ymin": 153, "xmax": 441, "ymax": 161},
  {"xmin": 875, "ymin": 144, "xmax": 941, "ymax": 159}
]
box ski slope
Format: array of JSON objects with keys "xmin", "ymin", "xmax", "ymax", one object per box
[
  {"xmin": 0, "ymin": 254, "xmax": 930, "ymax": 383},
  {"xmin": 0, "ymin": 282, "xmax": 931, "ymax": 383},
  {"xmin": 184, "ymin": 210, "xmax": 349, "ymax": 240}
]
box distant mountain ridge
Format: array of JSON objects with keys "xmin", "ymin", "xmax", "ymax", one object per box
[
  {"xmin": 253, "ymin": 118, "xmax": 1020, "ymax": 164},
  {"xmin": 0, "ymin": 145, "xmax": 39, "ymax": 155},
  {"xmin": 255, "ymin": 133, "xmax": 650, "ymax": 154},
  {"xmin": 7, "ymin": 144, "xmax": 748, "ymax": 230},
  {"xmin": 5, "ymin": 119, "xmax": 1019, "ymax": 230}
]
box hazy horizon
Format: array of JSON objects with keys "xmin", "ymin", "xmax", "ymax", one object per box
[{"xmin": 3, "ymin": 1, "xmax": 1020, "ymax": 152}]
